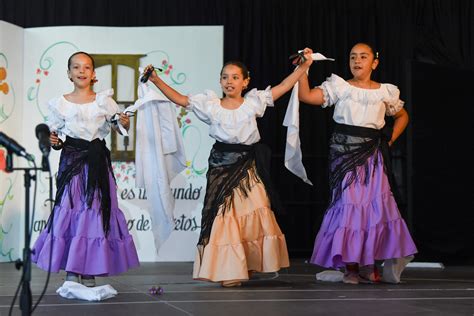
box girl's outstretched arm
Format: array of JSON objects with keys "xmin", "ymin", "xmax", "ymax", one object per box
[
  {"xmin": 389, "ymin": 108, "xmax": 409, "ymax": 146},
  {"xmin": 271, "ymin": 49, "xmax": 313, "ymax": 102},
  {"xmin": 145, "ymin": 65, "xmax": 190, "ymax": 107},
  {"xmin": 298, "ymin": 72, "xmax": 325, "ymax": 106}
]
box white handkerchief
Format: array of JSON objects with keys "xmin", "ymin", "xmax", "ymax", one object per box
[
  {"xmin": 382, "ymin": 255, "xmax": 415, "ymax": 284},
  {"xmin": 132, "ymin": 71, "xmax": 187, "ymax": 251},
  {"xmin": 298, "ymin": 51, "xmax": 335, "ymax": 61},
  {"xmin": 56, "ymin": 281, "xmax": 118, "ymax": 301},
  {"xmin": 283, "ymin": 81, "xmax": 313, "ymax": 185},
  {"xmin": 283, "ymin": 52, "xmax": 334, "ymax": 185},
  {"xmin": 310, "ymin": 52, "xmax": 335, "ymax": 61},
  {"xmin": 316, "ymin": 270, "xmax": 344, "ymax": 282}
]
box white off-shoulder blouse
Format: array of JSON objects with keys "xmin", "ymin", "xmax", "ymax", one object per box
[
  {"xmin": 187, "ymin": 87, "xmax": 273, "ymax": 145},
  {"xmin": 46, "ymin": 89, "xmax": 119, "ymax": 141},
  {"xmin": 319, "ymin": 74, "xmax": 404, "ymax": 129}
]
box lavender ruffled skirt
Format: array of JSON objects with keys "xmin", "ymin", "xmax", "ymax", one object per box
[
  {"xmin": 32, "ymin": 167, "xmax": 139, "ymax": 276},
  {"xmin": 310, "ymin": 152, "xmax": 417, "ymax": 268}
]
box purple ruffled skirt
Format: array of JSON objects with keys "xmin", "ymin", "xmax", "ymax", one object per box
[
  {"xmin": 32, "ymin": 167, "xmax": 139, "ymax": 276},
  {"xmin": 310, "ymin": 152, "xmax": 417, "ymax": 268}
]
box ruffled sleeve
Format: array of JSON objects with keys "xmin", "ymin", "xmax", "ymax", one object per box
[
  {"xmin": 383, "ymin": 84, "xmax": 405, "ymax": 116},
  {"xmin": 187, "ymin": 90, "xmax": 220, "ymax": 124},
  {"xmin": 318, "ymin": 74, "xmax": 349, "ymax": 108},
  {"xmin": 46, "ymin": 97, "xmax": 68, "ymax": 133},
  {"xmin": 96, "ymin": 88, "xmax": 119, "ymax": 120},
  {"xmin": 243, "ymin": 86, "xmax": 274, "ymax": 117}
]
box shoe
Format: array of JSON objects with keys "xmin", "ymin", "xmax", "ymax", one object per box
[
  {"xmin": 81, "ymin": 275, "xmax": 96, "ymax": 287},
  {"xmin": 342, "ymin": 272, "xmax": 359, "ymax": 285},
  {"xmin": 359, "ymin": 265, "xmax": 381, "ymax": 284},
  {"xmin": 221, "ymin": 280, "xmax": 242, "ymax": 287},
  {"xmin": 65, "ymin": 272, "xmax": 79, "ymax": 283}
]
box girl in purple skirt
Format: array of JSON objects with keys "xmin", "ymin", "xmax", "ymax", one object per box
[
  {"xmin": 298, "ymin": 45, "xmax": 417, "ymax": 284},
  {"xmin": 32, "ymin": 52, "xmax": 139, "ymax": 287}
]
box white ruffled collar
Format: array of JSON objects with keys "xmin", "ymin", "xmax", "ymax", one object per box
[
  {"xmin": 202, "ymin": 86, "xmax": 272, "ymax": 112},
  {"xmin": 327, "ymin": 74, "xmax": 399, "ymax": 103},
  {"xmin": 51, "ymin": 89, "xmax": 115, "ymax": 118},
  {"xmin": 61, "ymin": 88, "xmax": 113, "ymax": 105}
]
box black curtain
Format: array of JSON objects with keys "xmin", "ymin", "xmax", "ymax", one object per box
[
  {"xmin": 1, "ymin": 0, "xmax": 473, "ymax": 260},
  {"xmin": 411, "ymin": 61, "xmax": 474, "ymax": 264}
]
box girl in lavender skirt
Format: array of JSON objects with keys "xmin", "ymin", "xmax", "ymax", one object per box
[
  {"xmin": 32, "ymin": 52, "xmax": 139, "ymax": 287},
  {"xmin": 298, "ymin": 45, "xmax": 417, "ymax": 284}
]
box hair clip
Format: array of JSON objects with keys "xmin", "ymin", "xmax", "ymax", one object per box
[{"xmin": 375, "ymin": 52, "xmax": 379, "ymax": 59}]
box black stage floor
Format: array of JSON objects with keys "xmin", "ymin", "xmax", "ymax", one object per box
[{"xmin": 1, "ymin": 260, "xmax": 474, "ymax": 315}]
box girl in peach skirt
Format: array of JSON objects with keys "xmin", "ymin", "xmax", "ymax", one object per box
[{"xmin": 144, "ymin": 52, "xmax": 312, "ymax": 287}]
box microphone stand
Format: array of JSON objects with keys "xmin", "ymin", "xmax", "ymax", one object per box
[
  {"xmin": 41, "ymin": 155, "xmax": 50, "ymax": 173},
  {"xmin": 7, "ymin": 151, "xmax": 45, "ymax": 316}
]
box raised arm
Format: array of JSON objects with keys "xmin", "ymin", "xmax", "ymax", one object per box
[
  {"xmin": 146, "ymin": 65, "xmax": 190, "ymax": 107},
  {"xmin": 271, "ymin": 49, "xmax": 313, "ymax": 102},
  {"xmin": 298, "ymin": 71, "xmax": 325, "ymax": 106},
  {"xmin": 389, "ymin": 108, "xmax": 409, "ymax": 146}
]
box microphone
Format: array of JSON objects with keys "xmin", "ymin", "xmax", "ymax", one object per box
[
  {"xmin": 0, "ymin": 131, "xmax": 34, "ymax": 161},
  {"xmin": 35, "ymin": 124, "xmax": 51, "ymax": 171},
  {"xmin": 140, "ymin": 66, "xmax": 155, "ymax": 83},
  {"xmin": 35, "ymin": 123, "xmax": 51, "ymax": 157},
  {"xmin": 140, "ymin": 65, "xmax": 163, "ymax": 83}
]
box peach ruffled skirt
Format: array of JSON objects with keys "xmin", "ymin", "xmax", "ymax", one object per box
[{"xmin": 193, "ymin": 174, "xmax": 289, "ymax": 282}]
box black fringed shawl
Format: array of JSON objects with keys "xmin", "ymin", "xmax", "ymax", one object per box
[
  {"xmin": 197, "ymin": 141, "xmax": 282, "ymax": 247},
  {"xmin": 328, "ymin": 122, "xmax": 399, "ymax": 208},
  {"xmin": 52, "ymin": 136, "xmax": 114, "ymax": 235}
]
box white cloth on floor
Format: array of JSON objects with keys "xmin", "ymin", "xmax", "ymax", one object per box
[
  {"xmin": 127, "ymin": 74, "xmax": 186, "ymax": 251},
  {"xmin": 56, "ymin": 281, "xmax": 117, "ymax": 301},
  {"xmin": 382, "ymin": 255, "xmax": 414, "ymax": 284},
  {"xmin": 315, "ymin": 270, "xmax": 344, "ymax": 282}
]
